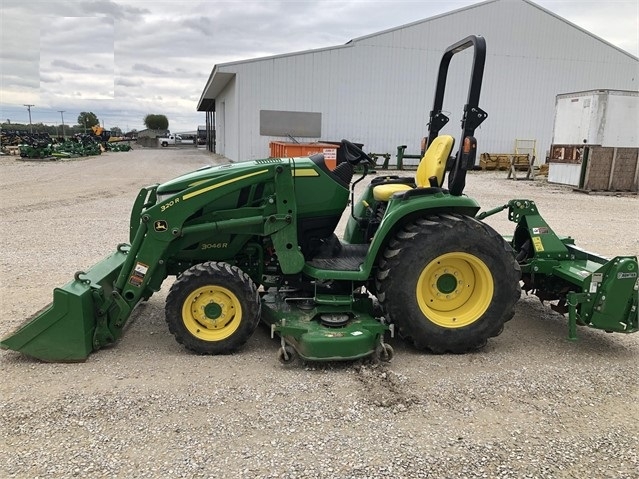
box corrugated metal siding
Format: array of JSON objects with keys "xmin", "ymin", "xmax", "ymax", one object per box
[
  {"xmin": 215, "ymin": 77, "xmax": 237, "ymax": 159},
  {"xmin": 215, "ymin": 0, "xmax": 638, "ymax": 163}
]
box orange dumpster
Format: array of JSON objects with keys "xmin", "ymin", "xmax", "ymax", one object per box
[{"xmin": 269, "ymin": 142, "xmax": 339, "ymax": 170}]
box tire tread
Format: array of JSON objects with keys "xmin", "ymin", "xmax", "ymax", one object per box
[{"xmin": 376, "ymin": 214, "xmax": 521, "ymax": 353}]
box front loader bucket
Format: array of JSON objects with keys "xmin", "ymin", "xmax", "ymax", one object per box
[{"xmin": 1, "ymin": 247, "xmax": 129, "ymax": 362}]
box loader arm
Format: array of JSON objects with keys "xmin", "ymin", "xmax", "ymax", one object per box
[
  {"xmin": 1, "ymin": 162, "xmax": 305, "ymax": 361},
  {"xmin": 103, "ymin": 162, "xmax": 305, "ymax": 346}
]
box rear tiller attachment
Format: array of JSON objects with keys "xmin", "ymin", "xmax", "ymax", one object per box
[{"xmin": 479, "ymin": 199, "xmax": 638, "ymax": 339}]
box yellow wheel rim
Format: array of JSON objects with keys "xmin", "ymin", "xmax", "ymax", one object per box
[
  {"xmin": 416, "ymin": 252, "xmax": 493, "ymax": 328},
  {"xmin": 181, "ymin": 285, "xmax": 242, "ymax": 341}
]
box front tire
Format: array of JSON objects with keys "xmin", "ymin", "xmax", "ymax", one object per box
[
  {"xmin": 165, "ymin": 262, "xmax": 260, "ymax": 355},
  {"xmin": 376, "ymin": 214, "xmax": 520, "ymax": 353}
]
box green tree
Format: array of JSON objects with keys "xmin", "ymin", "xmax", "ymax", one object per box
[
  {"xmin": 144, "ymin": 114, "xmax": 169, "ymax": 130},
  {"xmin": 77, "ymin": 112, "xmax": 99, "ymax": 130},
  {"xmin": 110, "ymin": 126, "xmax": 123, "ymax": 136}
]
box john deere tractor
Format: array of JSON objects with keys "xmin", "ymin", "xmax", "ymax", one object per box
[{"xmin": 2, "ymin": 36, "xmax": 637, "ymax": 363}]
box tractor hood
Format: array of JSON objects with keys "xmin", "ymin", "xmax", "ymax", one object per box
[{"xmin": 157, "ymin": 160, "xmax": 275, "ymax": 196}]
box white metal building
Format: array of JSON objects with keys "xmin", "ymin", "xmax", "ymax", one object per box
[{"xmin": 197, "ymin": 0, "xmax": 638, "ymax": 163}]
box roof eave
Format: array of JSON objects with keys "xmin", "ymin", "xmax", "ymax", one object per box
[{"xmin": 197, "ymin": 68, "xmax": 236, "ymax": 111}]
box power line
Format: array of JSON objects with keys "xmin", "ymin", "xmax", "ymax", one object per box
[
  {"xmin": 58, "ymin": 110, "xmax": 65, "ymax": 138},
  {"xmin": 23, "ymin": 104, "xmax": 34, "ymax": 133}
]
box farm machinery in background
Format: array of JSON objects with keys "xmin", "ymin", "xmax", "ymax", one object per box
[
  {"xmin": 53, "ymin": 135, "xmax": 103, "ymax": 157},
  {"xmin": 2, "ymin": 36, "xmax": 637, "ymax": 363},
  {"xmin": 0, "ymin": 127, "xmax": 131, "ymax": 159},
  {"xmin": 1, "ymin": 130, "xmax": 54, "ymax": 158},
  {"xmin": 88, "ymin": 125, "xmax": 133, "ymax": 152},
  {"xmin": 52, "ymin": 133, "xmax": 132, "ymax": 157}
]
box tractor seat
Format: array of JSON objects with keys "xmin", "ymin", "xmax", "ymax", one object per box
[{"xmin": 372, "ymin": 135, "xmax": 455, "ymax": 201}]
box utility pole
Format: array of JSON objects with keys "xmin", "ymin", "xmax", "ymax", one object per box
[
  {"xmin": 24, "ymin": 104, "xmax": 34, "ymax": 133},
  {"xmin": 58, "ymin": 111, "xmax": 66, "ymax": 139}
]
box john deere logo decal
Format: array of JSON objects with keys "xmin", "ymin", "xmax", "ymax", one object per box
[
  {"xmin": 617, "ymin": 272, "xmax": 637, "ymax": 280},
  {"xmin": 154, "ymin": 220, "xmax": 168, "ymax": 232}
]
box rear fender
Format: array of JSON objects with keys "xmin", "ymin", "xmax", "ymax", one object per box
[
  {"xmin": 310, "ymin": 192, "xmax": 480, "ymax": 281},
  {"xmin": 363, "ymin": 192, "xmax": 480, "ymax": 271}
]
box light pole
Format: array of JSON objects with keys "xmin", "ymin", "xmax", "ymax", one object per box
[
  {"xmin": 24, "ymin": 104, "xmax": 34, "ymax": 133},
  {"xmin": 58, "ymin": 110, "xmax": 65, "ymax": 139}
]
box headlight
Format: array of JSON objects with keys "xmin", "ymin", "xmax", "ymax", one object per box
[{"xmin": 156, "ymin": 192, "xmax": 177, "ymax": 204}]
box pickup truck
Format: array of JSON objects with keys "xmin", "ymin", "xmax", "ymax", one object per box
[{"xmin": 159, "ymin": 134, "xmax": 182, "ymax": 147}]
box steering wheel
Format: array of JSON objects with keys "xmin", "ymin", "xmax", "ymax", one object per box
[{"xmin": 341, "ymin": 139, "xmax": 375, "ymax": 166}]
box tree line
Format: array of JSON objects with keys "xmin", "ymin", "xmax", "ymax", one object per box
[{"xmin": 1, "ymin": 112, "xmax": 169, "ymax": 137}]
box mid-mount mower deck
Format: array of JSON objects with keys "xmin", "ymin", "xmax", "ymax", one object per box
[{"xmin": 2, "ymin": 36, "xmax": 637, "ymax": 363}]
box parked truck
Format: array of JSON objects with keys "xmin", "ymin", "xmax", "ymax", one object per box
[{"xmin": 159, "ymin": 134, "xmax": 182, "ymax": 147}]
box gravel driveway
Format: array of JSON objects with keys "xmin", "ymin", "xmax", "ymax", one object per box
[{"xmin": 1, "ymin": 147, "xmax": 637, "ymax": 478}]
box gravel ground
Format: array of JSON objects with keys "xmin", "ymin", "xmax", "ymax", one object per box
[{"xmin": 1, "ymin": 147, "xmax": 638, "ymax": 478}]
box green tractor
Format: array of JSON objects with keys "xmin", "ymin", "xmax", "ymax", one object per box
[{"xmin": 2, "ymin": 36, "xmax": 637, "ymax": 363}]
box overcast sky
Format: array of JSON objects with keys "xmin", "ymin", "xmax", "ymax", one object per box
[{"xmin": 1, "ymin": 0, "xmax": 637, "ymax": 133}]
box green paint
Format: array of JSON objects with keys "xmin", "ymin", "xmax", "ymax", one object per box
[
  {"xmin": 437, "ymin": 274, "xmax": 458, "ymax": 294},
  {"xmin": 2, "ymin": 160, "xmax": 637, "ymax": 363},
  {"xmin": 204, "ymin": 302, "xmax": 222, "ymax": 319}
]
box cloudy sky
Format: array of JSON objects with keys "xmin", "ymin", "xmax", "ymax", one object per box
[{"xmin": 1, "ymin": 0, "xmax": 637, "ymax": 133}]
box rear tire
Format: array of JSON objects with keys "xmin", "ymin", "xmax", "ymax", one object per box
[
  {"xmin": 376, "ymin": 214, "xmax": 520, "ymax": 353},
  {"xmin": 165, "ymin": 262, "xmax": 260, "ymax": 355}
]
